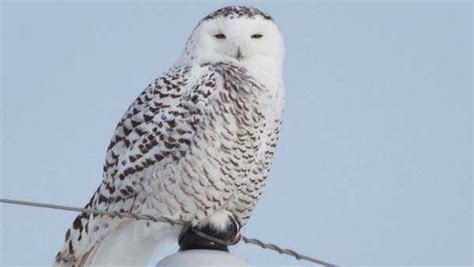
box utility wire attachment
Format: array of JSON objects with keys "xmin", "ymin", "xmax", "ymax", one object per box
[{"xmin": 0, "ymin": 197, "xmax": 336, "ymax": 266}]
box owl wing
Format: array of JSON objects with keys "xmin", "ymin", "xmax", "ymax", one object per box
[{"xmin": 54, "ymin": 63, "xmax": 232, "ymax": 266}]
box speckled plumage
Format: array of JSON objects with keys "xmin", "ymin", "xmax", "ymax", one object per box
[
  {"xmin": 203, "ymin": 6, "xmax": 273, "ymax": 21},
  {"xmin": 54, "ymin": 6, "xmax": 285, "ymax": 266}
]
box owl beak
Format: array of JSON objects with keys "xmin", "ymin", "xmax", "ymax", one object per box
[{"xmin": 235, "ymin": 47, "xmax": 243, "ymax": 61}]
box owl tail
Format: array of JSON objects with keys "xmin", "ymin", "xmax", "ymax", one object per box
[
  {"xmin": 53, "ymin": 220, "xmax": 182, "ymax": 267},
  {"xmin": 86, "ymin": 221, "xmax": 181, "ymax": 266}
]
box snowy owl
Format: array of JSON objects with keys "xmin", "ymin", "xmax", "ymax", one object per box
[{"xmin": 54, "ymin": 6, "xmax": 285, "ymax": 266}]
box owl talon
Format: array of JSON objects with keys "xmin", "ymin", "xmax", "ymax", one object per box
[
  {"xmin": 179, "ymin": 212, "xmax": 242, "ymax": 251},
  {"xmin": 230, "ymin": 232, "xmax": 241, "ymax": 245}
]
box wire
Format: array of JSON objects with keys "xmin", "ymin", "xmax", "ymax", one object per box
[{"xmin": 0, "ymin": 197, "xmax": 336, "ymax": 267}]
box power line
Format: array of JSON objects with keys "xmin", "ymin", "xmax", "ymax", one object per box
[{"xmin": 0, "ymin": 197, "xmax": 336, "ymax": 267}]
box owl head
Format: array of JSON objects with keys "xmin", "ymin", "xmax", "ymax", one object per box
[{"xmin": 178, "ymin": 6, "xmax": 285, "ymax": 74}]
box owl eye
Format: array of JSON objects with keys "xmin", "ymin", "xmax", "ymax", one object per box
[
  {"xmin": 251, "ymin": 34, "xmax": 263, "ymax": 39},
  {"xmin": 214, "ymin": 33, "xmax": 226, "ymax": 39}
]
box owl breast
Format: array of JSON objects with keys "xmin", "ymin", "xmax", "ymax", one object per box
[
  {"xmin": 143, "ymin": 62, "xmax": 284, "ymax": 228},
  {"xmin": 224, "ymin": 66, "xmax": 284, "ymax": 225}
]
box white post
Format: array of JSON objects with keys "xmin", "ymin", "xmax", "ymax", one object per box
[
  {"xmin": 158, "ymin": 222, "xmax": 248, "ymax": 266},
  {"xmin": 156, "ymin": 250, "xmax": 249, "ymax": 267}
]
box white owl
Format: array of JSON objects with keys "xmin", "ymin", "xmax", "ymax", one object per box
[{"xmin": 54, "ymin": 6, "xmax": 285, "ymax": 266}]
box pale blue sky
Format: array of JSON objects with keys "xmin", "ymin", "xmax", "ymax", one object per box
[{"xmin": 1, "ymin": 1, "xmax": 472, "ymax": 266}]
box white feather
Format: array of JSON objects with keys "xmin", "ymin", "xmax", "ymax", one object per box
[{"xmin": 83, "ymin": 221, "xmax": 181, "ymax": 266}]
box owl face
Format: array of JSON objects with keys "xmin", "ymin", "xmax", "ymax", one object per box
[{"xmin": 181, "ymin": 7, "xmax": 285, "ymax": 73}]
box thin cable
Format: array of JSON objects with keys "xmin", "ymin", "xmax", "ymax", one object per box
[{"xmin": 0, "ymin": 197, "xmax": 336, "ymax": 267}]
